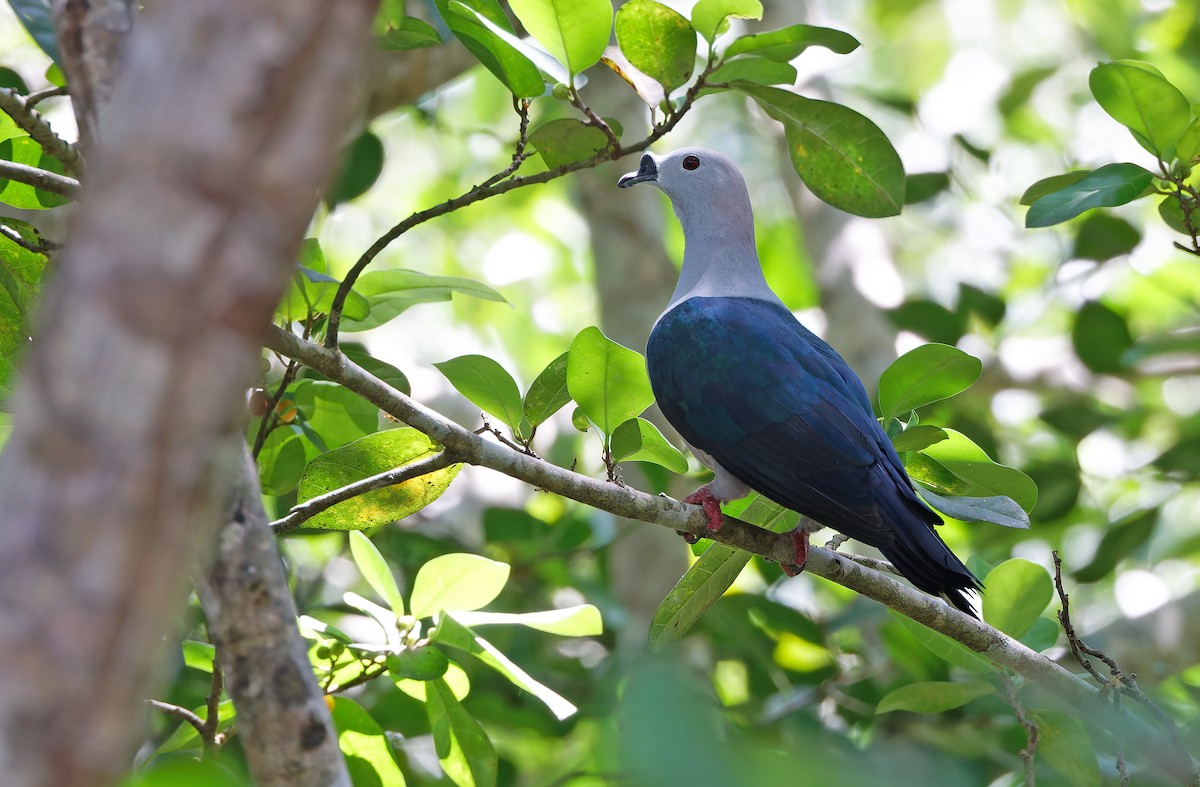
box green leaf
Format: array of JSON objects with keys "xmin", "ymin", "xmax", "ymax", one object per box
[
  {"xmin": 904, "ymin": 172, "xmax": 951, "ymax": 205},
  {"xmin": 452, "ymin": 604, "xmax": 602, "ymax": 636},
  {"xmin": 917, "ymin": 487, "xmax": 1031, "ymax": 529},
  {"xmin": 395, "ymin": 660, "xmax": 471, "ymax": 701},
  {"xmin": 1074, "ymin": 508, "xmax": 1156, "ymax": 582},
  {"xmin": 343, "ymin": 268, "xmax": 506, "ymax": 332},
  {"xmin": 298, "ymin": 614, "xmax": 353, "ymax": 643},
  {"xmin": 1025, "ymin": 163, "xmax": 1155, "ymax": 228},
  {"xmin": 257, "ymin": 425, "xmax": 317, "ymax": 496},
  {"xmin": 1020, "ymin": 171, "xmax": 1091, "ymax": 206},
  {"xmin": 875, "ymin": 680, "xmax": 994, "ymax": 714},
  {"xmin": 342, "ymin": 346, "xmax": 411, "ymax": 396},
  {"xmin": 9, "ymin": 0, "xmax": 60, "ymax": 64},
  {"xmin": 705, "ymin": 57, "xmax": 795, "ymax": 88},
  {"xmin": 610, "ymin": 417, "xmax": 688, "ymax": 473},
  {"xmin": 332, "ymin": 697, "xmax": 407, "ymax": 787},
  {"xmin": 508, "ymin": 0, "xmax": 613, "ymax": 78},
  {"xmin": 410, "ymin": 553, "xmax": 510, "ymax": 619},
  {"xmin": 614, "ymin": 0, "xmax": 695, "ymax": 94},
  {"xmin": 1089, "ymin": 61, "xmax": 1191, "ymax": 157},
  {"xmin": 349, "ymin": 531, "xmax": 407, "ymax": 617},
  {"xmin": 290, "ymin": 379, "xmax": 380, "ymax": 449},
  {"xmin": 649, "ymin": 496, "xmax": 796, "ymax": 650},
  {"xmin": 326, "ymin": 131, "xmax": 385, "ymax": 207},
  {"xmin": 1019, "ymin": 616, "xmax": 1060, "ymax": 652},
  {"xmin": 0, "ymin": 136, "xmax": 69, "ymax": 209},
  {"xmin": 528, "ymin": 118, "xmax": 610, "ymax": 169},
  {"xmin": 523, "ymin": 352, "xmax": 570, "ymax": 427},
  {"xmin": 1034, "ymin": 709, "xmax": 1100, "ymax": 787},
  {"xmin": 1158, "ymin": 194, "xmax": 1191, "ymax": 235},
  {"xmin": 891, "ymin": 425, "xmax": 949, "ymax": 452},
  {"xmin": 1072, "ymin": 300, "xmax": 1132, "ymax": 374},
  {"xmin": 982, "ymin": 558, "xmax": 1053, "ymax": 638},
  {"xmin": 916, "ymin": 428, "xmax": 1038, "ymax": 512},
  {"xmin": 1175, "ymin": 115, "xmax": 1200, "ymax": 165},
  {"xmin": 888, "ymin": 611, "xmax": 994, "ymax": 673},
  {"xmin": 181, "ymin": 640, "xmax": 216, "ymax": 673},
  {"xmin": 1072, "ymin": 212, "xmax": 1141, "ymax": 261},
  {"xmin": 432, "ymin": 613, "xmax": 577, "ymax": 719},
  {"xmin": 375, "ymin": 12, "xmax": 443, "ymax": 51},
  {"xmin": 154, "ymin": 700, "xmax": 236, "ymax": 755},
  {"xmin": 386, "ymin": 646, "xmax": 449, "ymax": 681},
  {"xmin": 438, "ymin": 0, "xmax": 545, "ymax": 97},
  {"xmin": 878, "ymin": 343, "xmax": 983, "ymax": 422},
  {"xmin": 690, "ymin": 0, "xmax": 762, "ymax": 43},
  {"xmin": 426, "ymin": 677, "xmax": 498, "ymax": 787},
  {"xmin": 566, "ymin": 326, "xmax": 654, "ymax": 439},
  {"xmin": 724, "ymin": 24, "xmax": 859, "ymax": 62},
  {"xmin": 277, "ymin": 244, "xmax": 371, "ymax": 322},
  {"xmin": 0, "ymin": 219, "xmax": 46, "ymax": 357},
  {"xmin": 434, "ymin": 355, "xmax": 524, "ymax": 433},
  {"xmin": 734, "ymin": 83, "xmax": 905, "ymax": 218},
  {"xmin": 296, "ymin": 428, "xmax": 461, "ymax": 530}
]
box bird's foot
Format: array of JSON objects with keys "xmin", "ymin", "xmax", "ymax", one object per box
[
  {"xmin": 781, "ymin": 528, "xmax": 810, "ymax": 577},
  {"xmin": 683, "ymin": 484, "xmax": 725, "ymax": 532}
]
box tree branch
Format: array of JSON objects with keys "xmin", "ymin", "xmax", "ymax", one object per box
[
  {"xmin": 0, "ymin": 159, "xmax": 81, "ymax": 199},
  {"xmin": 264, "ymin": 325, "xmax": 1198, "ymax": 783},
  {"xmin": 0, "ymin": 87, "xmax": 86, "ymax": 175},
  {"xmin": 270, "ymin": 450, "xmax": 459, "ymax": 534}
]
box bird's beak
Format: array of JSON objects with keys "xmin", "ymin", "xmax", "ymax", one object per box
[{"xmin": 618, "ymin": 153, "xmax": 657, "ymax": 188}]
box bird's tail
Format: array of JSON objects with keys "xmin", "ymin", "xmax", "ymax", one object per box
[{"xmin": 875, "ymin": 486, "xmax": 981, "ymax": 616}]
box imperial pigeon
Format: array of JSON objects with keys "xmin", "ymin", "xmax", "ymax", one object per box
[{"xmin": 618, "ymin": 148, "xmax": 979, "ymax": 614}]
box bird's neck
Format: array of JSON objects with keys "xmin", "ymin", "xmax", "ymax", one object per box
[{"xmin": 664, "ymin": 213, "xmax": 777, "ymax": 313}]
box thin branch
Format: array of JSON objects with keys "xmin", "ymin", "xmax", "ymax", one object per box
[
  {"xmin": 0, "ymin": 87, "xmax": 85, "ymax": 175},
  {"xmin": 0, "ymin": 159, "xmax": 81, "ymax": 199},
  {"xmin": 322, "ymin": 56, "xmax": 726, "ymax": 348},
  {"xmin": 1003, "ymin": 676, "xmax": 1038, "ymax": 787},
  {"xmin": 25, "ymin": 86, "xmax": 67, "ymax": 108},
  {"xmin": 271, "ymin": 451, "xmax": 459, "ymax": 534},
  {"xmin": 265, "ymin": 324, "xmax": 1200, "ymax": 785},
  {"xmin": 200, "ymin": 653, "xmax": 224, "ymax": 748},
  {"xmin": 251, "ymin": 358, "xmax": 300, "ymax": 458},
  {"xmin": 145, "ymin": 699, "xmax": 207, "ymax": 736},
  {"xmin": 478, "ymin": 98, "xmax": 533, "ymax": 190},
  {"xmin": 0, "ymin": 223, "xmax": 58, "ymax": 254}
]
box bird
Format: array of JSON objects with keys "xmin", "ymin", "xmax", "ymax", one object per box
[{"xmin": 618, "ymin": 147, "xmax": 980, "ymax": 615}]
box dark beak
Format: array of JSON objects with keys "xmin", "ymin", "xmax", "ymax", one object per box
[{"xmin": 618, "ymin": 154, "xmax": 657, "ymax": 188}]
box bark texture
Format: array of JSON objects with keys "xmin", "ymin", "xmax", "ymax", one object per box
[
  {"xmin": 0, "ymin": 1, "xmax": 375, "ymax": 784},
  {"xmin": 198, "ymin": 449, "xmax": 351, "ymax": 787}
]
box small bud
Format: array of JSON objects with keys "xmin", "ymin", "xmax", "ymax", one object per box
[{"xmin": 552, "ymin": 83, "xmax": 570, "ymax": 100}]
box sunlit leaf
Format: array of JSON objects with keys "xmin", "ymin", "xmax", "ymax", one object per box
[
  {"xmin": 982, "ymin": 559, "xmax": 1053, "ymax": 638},
  {"xmin": 290, "ymin": 379, "xmax": 380, "ymax": 449},
  {"xmin": 734, "ymin": 82, "xmax": 905, "ymax": 218},
  {"xmin": 438, "ymin": 0, "xmax": 545, "ymax": 97},
  {"xmin": 600, "ymin": 45, "xmax": 666, "ymax": 107},
  {"xmin": 705, "ymin": 57, "xmax": 795, "ymax": 89},
  {"xmin": 611, "ymin": 417, "xmax": 688, "ymax": 473},
  {"xmin": 332, "ymin": 697, "xmax": 407, "ymax": 786},
  {"xmin": 452, "ymin": 604, "xmax": 603, "ymax": 636},
  {"xmin": 878, "ymin": 343, "xmax": 982, "ymax": 422},
  {"xmin": 410, "ymin": 553, "xmax": 510, "ymax": 619},
  {"xmin": 566, "ymin": 326, "xmax": 655, "ymax": 439},
  {"xmin": 257, "ymin": 425, "xmax": 317, "ymax": 496},
  {"xmin": 325, "ymin": 131, "xmax": 385, "ymax": 207},
  {"xmin": 724, "ymin": 24, "xmax": 858, "ymax": 62},
  {"xmin": 528, "ymin": 118, "xmax": 611, "ymax": 169},
  {"xmin": 876, "ymin": 680, "xmax": 994, "ymax": 714},
  {"xmin": 426, "ymin": 676, "xmax": 498, "ymax": 787},
  {"xmin": 690, "ymin": 0, "xmax": 762, "ymax": 43},
  {"xmin": 296, "ymin": 428, "xmax": 461, "ymax": 530},
  {"xmin": 349, "ymin": 531, "xmax": 407, "ymax": 616},
  {"xmin": 916, "ymin": 429, "xmax": 1037, "ymax": 512},
  {"xmin": 1089, "ymin": 61, "xmax": 1190, "ymax": 157},
  {"xmin": 614, "ymin": 0, "xmax": 696, "ymax": 94},
  {"xmin": 344, "ymin": 268, "xmax": 506, "ymax": 332},
  {"xmin": 891, "ymin": 425, "xmax": 949, "ymax": 453},
  {"xmin": 434, "ymin": 355, "xmax": 525, "ymax": 433},
  {"xmin": 523, "ymin": 351, "xmax": 571, "ymax": 427},
  {"xmin": 1025, "ymin": 163, "xmax": 1154, "ymax": 228},
  {"xmin": 508, "ymin": 0, "xmax": 613, "ymax": 78},
  {"xmin": 181, "ymin": 640, "xmax": 216, "ymax": 673}
]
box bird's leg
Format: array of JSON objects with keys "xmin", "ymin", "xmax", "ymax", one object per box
[
  {"xmin": 683, "ymin": 483, "xmax": 725, "ymax": 532},
  {"xmin": 781, "ymin": 528, "xmax": 810, "ymax": 577}
]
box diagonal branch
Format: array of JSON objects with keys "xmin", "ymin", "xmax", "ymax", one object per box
[
  {"xmin": 0, "ymin": 87, "xmax": 86, "ymax": 176},
  {"xmin": 264, "ymin": 324, "xmax": 1197, "ymax": 784},
  {"xmin": 0, "ymin": 159, "xmax": 82, "ymax": 199}
]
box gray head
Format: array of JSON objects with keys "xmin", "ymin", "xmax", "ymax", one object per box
[{"xmin": 618, "ymin": 147, "xmax": 755, "ymax": 247}]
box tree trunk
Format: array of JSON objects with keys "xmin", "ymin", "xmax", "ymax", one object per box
[{"xmin": 0, "ymin": 1, "xmax": 375, "ymax": 784}]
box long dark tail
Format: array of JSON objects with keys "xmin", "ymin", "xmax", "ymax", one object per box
[{"xmin": 875, "ymin": 483, "xmax": 981, "ymax": 616}]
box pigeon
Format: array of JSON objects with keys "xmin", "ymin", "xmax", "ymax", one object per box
[{"xmin": 618, "ymin": 147, "xmax": 979, "ymax": 614}]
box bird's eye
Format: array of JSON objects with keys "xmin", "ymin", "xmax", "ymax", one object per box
[{"xmin": 682, "ymin": 155, "xmax": 700, "ymax": 171}]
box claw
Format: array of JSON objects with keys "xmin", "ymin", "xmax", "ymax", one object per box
[
  {"xmin": 676, "ymin": 530, "xmax": 699, "ymax": 544},
  {"xmin": 781, "ymin": 528, "xmax": 809, "ymax": 577},
  {"xmin": 683, "ymin": 483, "xmax": 725, "ymax": 532}
]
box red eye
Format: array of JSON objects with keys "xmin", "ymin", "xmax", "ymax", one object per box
[{"xmin": 682, "ymin": 155, "xmax": 700, "ymax": 170}]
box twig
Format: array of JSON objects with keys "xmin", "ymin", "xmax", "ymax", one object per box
[
  {"xmin": 478, "ymin": 98, "xmax": 533, "ymax": 190},
  {"xmin": 0, "ymin": 223, "xmax": 58, "ymax": 254},
  {"xmin": 474, "ymin": 417, "xmax": 527, "ymax": 453},
  {"xmin": 25, "ymin": 86, "xmax": 67, "ymax": 108},
  {"xmin": 1003, "ymin": 676, "xmax": 1038, "ymax": 787},
  {"xmin": 271, "ymin": 451, "xmax": 458, "ymax": 533},
  {"xmin": 145, "ymin": 699, "xmax": 207, "ymax": 736},
  {"xmin": 251, "ymin": 358, "xmax": 300, "ymax": 458},
  {"xmin": 322, "ymin": 56, "xmax": 726, "ymax": 348},
  {"xmin": 201, "ymin": 653, "xmax": 225, "ymax": 749},
  {"xmin": 0, "ymin": 88, "xmax": 85, "ymax": 175},
  {"xmin": 569, "ymin": 89, "xmax": 620, "ymax": 153},
  {"xmin": 0, "ymin": 159, "xmax": 81, "ymax": 199}
]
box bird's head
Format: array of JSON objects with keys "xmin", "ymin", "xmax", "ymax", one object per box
[{"xmin": 618, "ymin": 148, "xmax": 754, "ymax": 238}]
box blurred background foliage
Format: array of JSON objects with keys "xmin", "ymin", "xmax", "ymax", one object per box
[{"xmin": 4, "ymin": 0, "xmax": 1200, "ymax": 784}]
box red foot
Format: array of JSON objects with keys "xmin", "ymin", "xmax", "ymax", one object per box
[
  {"xmin": 683, "ymin": 484, "xmax": 725, "ymax": 532},
  {"xmin": 781, "ymin": 528, "xmax": 810, "ymax": 577}
]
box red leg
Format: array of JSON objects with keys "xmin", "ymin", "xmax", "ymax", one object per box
[
  {"xmin": 683, "ymin": 483, "xmax": 725, "ymax": 532},
  {"xmin": 781, "ymin": 528, "xmax": 810, "ymax": 577}
]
